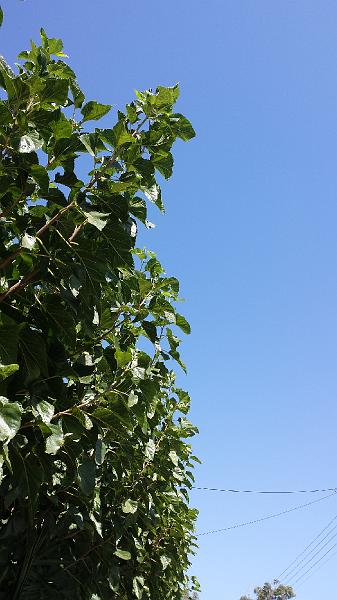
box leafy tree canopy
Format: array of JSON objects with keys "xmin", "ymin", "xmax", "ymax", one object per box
[
  {"xmin": 240, "ymin": 580, "xmax": 295, "ymax": 600},
  {"xmin": 0, "ymin": 19, "xmax": 198, "ymax": 600}
]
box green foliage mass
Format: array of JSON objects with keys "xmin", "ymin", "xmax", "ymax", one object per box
[
  {"xmin": 0, "ymin": 25, "xmax": 199, "ymax": 600},
  {"xmin": 240, "ymin": 580, "xmax": 296, "ymax": 600}
]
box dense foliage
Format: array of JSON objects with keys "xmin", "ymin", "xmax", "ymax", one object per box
[
  {"xmin": 240, "ymin": 580, "xmax": 295, "ymax": 600},
  {"xmin": 0, "ymin": 22, "xmax": 199, "ymax": 600}
]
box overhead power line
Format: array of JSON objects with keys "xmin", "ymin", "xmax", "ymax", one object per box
[
  {"xmin": 296, "ymin": 546, "xmax": 337, "ymax": 589},
  {"xmin": 197, "ymin": 491, "xmax": 337, "ymax": 537},
  {"xmin": 277, "ymin": 513, "xmax": 337, "ymax": 580},
  {"xmin": 291, "ymin": 542, "xmax": 337, "ymax": 585},
  {"xmin": 192, "ymin": 486, "xmax": 337, "ymax": 494},
  {"xmin": 285, "ymin": 530, "xmax": 337, "ymax": 584}
]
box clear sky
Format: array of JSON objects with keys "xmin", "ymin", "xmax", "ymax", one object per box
[{"xmin": 2, "ymin": 1, "xmax": 337, "ymax": 598}]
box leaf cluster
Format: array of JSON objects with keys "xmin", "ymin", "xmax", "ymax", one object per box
[
  {"xmin": 0, "ymin": 27, "xmax": 198, "ymax": 600},
  {"xmin": 240, "ymin": 580, "xmax": 296, "ymax": 600}
]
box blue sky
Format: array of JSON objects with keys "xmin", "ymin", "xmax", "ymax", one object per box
[{"xmin": 2, "ymin": 1, "xmax": 337, "ymax": 598}]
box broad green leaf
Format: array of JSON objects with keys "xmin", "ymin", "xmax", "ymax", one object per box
[
  {"xmin": 111, "ymin": 120, "xmax": 134, "ymax": 146},
  {"xmin": 115, "ymin": 348, "xmax": 132, "ymax": 368},
  {"xmin": 170, "ymin": 113, "xmax": 196, "ymax": 141},
  {"xmin": 0, "ymin": 318, "xmax": 20, "ymax": 365},
  {"xmin": 44, "ymin": 296, "xmax": 76, "ymax": 347},
  {"xmin": 95, "ymin": 439, "xmax": 107, "ymax": 465},
  {"xmin": 33, "ymin": 400, "xmax": 54, "ymax": 424},
  {"xmin": 160, "ymin": 555, "xmax": 171, "ymax": 571},
  {"xmin": 19, "ymin": 328, "xmax": 48, "ymax": 383},
  {"xmin": 114, "ymin": 549, "xmax": 131, "ymax": 561},
  {"xmin": 133, "ymin": 576, "xmax": 145, "ymax": 599},
  {"xmin": 145, "ymin": 438, "xmax": 156, "ymax": 461},
  {"xmin": 45, "ymin": 423, "xmax": 64, "ymax": 454},
  {"xmin": 169, "ymin": 450, "xmax": 179, "ymax": 466},
  {"xmin": 0, "ymin": 397, "xmax": 22, "ymax": 442},
  {"xmin": 71, "ymin": 407, "xmax": 93, "ymax": 430},
  {"xmin": 30, "ymin": 164, "xmax": 49, "ymax": 193},
  {"xmin": 129, "ymin": 196, "xmax": 147, "ymax": 223},
  {"xmin": 0, "ymin": 363, "xmax": 19, "ymax": 381},
  {"xmin": 175, "ymin": 313, "xmax": 191, "ymax": 334},
  {"xmin": 18, "ymin": 132, "xmax": 42, "ymax": 153},
  {"xmin": 41, "ymin": 78, "xmax": 69, "ymax": 105},
  {"xmin": 142, "ymin": 320, "xmax": 157, "ymax": 343},
  {"xmin": 21, "ymin": 233, "xmax": 36, "ymax": 250},
  {"xmin": 50, "ymin": 112, "xmax": 72, "ymax": 139},
  {"xmin": 83, "ymin": 210, "xmax": 109, "ymax": 231},
  {"xmin": 78, "ymin": 457, "xmax": 96, "ymax": 495},
  {"xmin": 81, "ymin": 101, "xmax": 112, "ymax": 123},
  {"xmin": 122, "ymin": 499, "xmax": 138, "ymax": 514},
  {"xmin": 127, "ymin": 390, "xmax": 138, "ymax": 408}
]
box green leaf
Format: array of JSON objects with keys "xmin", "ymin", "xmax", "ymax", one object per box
[
  {"xmin": 83, "ymin": 210, "xmax": 109, "ymax": 231},
  {"xmin": 127, "ymin": 390, "xmax": 138, "ymax": 408},
  {"xmin": 95, "ymin": 439, "xmax": 107, "ymax": 465},
  {"xmin": 33, "ymin": 400, "xmax": 54, "ymax": 424},
  {"xmin": 45, "ymin": 423, "xmax": 64, "ymax": 454},
  {"xmin": 142, "ymin": 184, "xmax": 164, "ymax": 211},
  {"xmin": 170, "ymin": 113, "xmax": 196, "ymax": 141},
  {"xmin": 30, "ymin": 165, "xmax": 49, "ymax": 193},
  {"xmin": 0, "ymin": 102, "xmax": 12, "ymax": 126},
  {"xmin": 21, "ymin": 233, "xmax": 36, "ymax": 250},
  {"xmin": 79, "ymin": 133, "xmax": 95, "ymax": 156},
  {"xmin": 111, "ymin": 120, "xmax": 135, "ymax": 146},
  {"xmin": 142, "ymin": 320, "xmax": 157, "ymax": 343},
  {"xmin": 175, "ymin": 313, "xmax": 191, "ymax": 334},
  {"xmin": 145, "ymin": 439, "xmax": 156, "ymax": 461},
  {"xmin": 114, "ymin": 549, "xmax": 131, "ymax": 561},
  {"xmin": 70, "ymin": 79, "xmax": 85, "ymax": 108},
  {"xmin": 19, "ymin": 328, "xmax": 48, "ymax": 383},
  {"xmin": 78, "ymin": 457, "xmax": 95, "ymax": 495},
  {"xmin": 41, "ymin": 78, "xmax": 69, "ymax": 105},
  {"xmin": 18, "ymin": 132, "xmax": 42, "ymax": 153},
  {"xmin": 50, "ymin": 112, "xmax": 72, "ymax": 140},
  {"xmin": 0, "ymin": 7, "xmax": 3, "ymax": 28},
  {"xmin": 129, "ymin": 196, "xmax": 147, "ymax": 223},
  {"xmin": 0, "ymin": 363, "xmax": 19, "ymax": 381},
  {"xmin": 81, "ymin": 101, "xmax": 112, "ymax": 123},
  {"xmin": 122, "ymin": 499, "xmax": 138, "ymax": 514},
  {"xmin": 133, "ymin": 576, "xmax": 145, "ymax": 599},
  {"xmin": 160, "ymin": 555, "xmax": 171, "ymax": 571},
  {"xmin": 0, "ymin": 318, "xmax": 20, "ymax": 365},
  {"xmin": 44, "ymin": 296, "xmax": 76, "ymax": 347},
  {"xmin": 0, "ymin": 397, "xmax": 22, "ymax": 442},
  {"xmin": 115, "ymin": 348, "xmax": 132, "ymax": 368},
  {"xmin": 71, "ymin": 407, "xmax": 93, "ymax": 430}
]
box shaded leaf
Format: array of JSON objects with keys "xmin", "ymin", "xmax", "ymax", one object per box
[
  {"xmin": 78, "ymin": 457, "xmax": 95, "ymax": 495},
  {"xmin": 122, "ymin": 499, "xmax": 138, "ymax": 514},
  {"xmin": 45, "ymin": 423, "xmax": 64, "ymax": 454},
  {"xmin": 0, "ymin": 363, "xmax": 19, "ymax": 381},
  {"xmin": 81, "ymin": 101, "xmax": 112, "ymax": 123},
  {"xmin": 0, "ymin": 397, "xmax": 22, "ymax": 442}
]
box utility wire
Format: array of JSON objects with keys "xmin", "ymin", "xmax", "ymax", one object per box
[
  {"xmin": 285, "ymin": 530, "xmax": 337, "ymax": 584},
  {"xmin": 291, "ymin": 542, "xmax": 337, "ymax": 585},
  {"xmin": 277, "ymin": 514, "xmax": 337, "ymax": 579},
  {"xmin": 296, "ymin": 547, "xmax": 337, "ymax": 589},
  {"xmin": 192, "ymin": 486, "xmax": 337, "ymax": 494},
  {"xmin": 197, "ymin": 491, "xmax": 337, "ymax": 537}
]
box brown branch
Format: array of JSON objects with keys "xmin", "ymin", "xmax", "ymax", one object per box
[
  {"xmin": 0, "ymin": 247, "xmax": 22, "ymax": 271},
  {"xmin": 68, "ymin": 219, "xmax": 87, "ymax": 243},
  {"xmin": 0, "ymin": 201, "xmax": 76, "ymax": 271},
  {"xmin": 0, "ymin": 267, "xmax": 40, "ymax": 303}
]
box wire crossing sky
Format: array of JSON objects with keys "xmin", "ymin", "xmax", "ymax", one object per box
[
  {"xmin": 197, "ymin": 492, "xmax": 337, "ymax": 536},
  {"xmin": 193, "ymin": 486, "xmax": 337, "ymax": 494}
]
